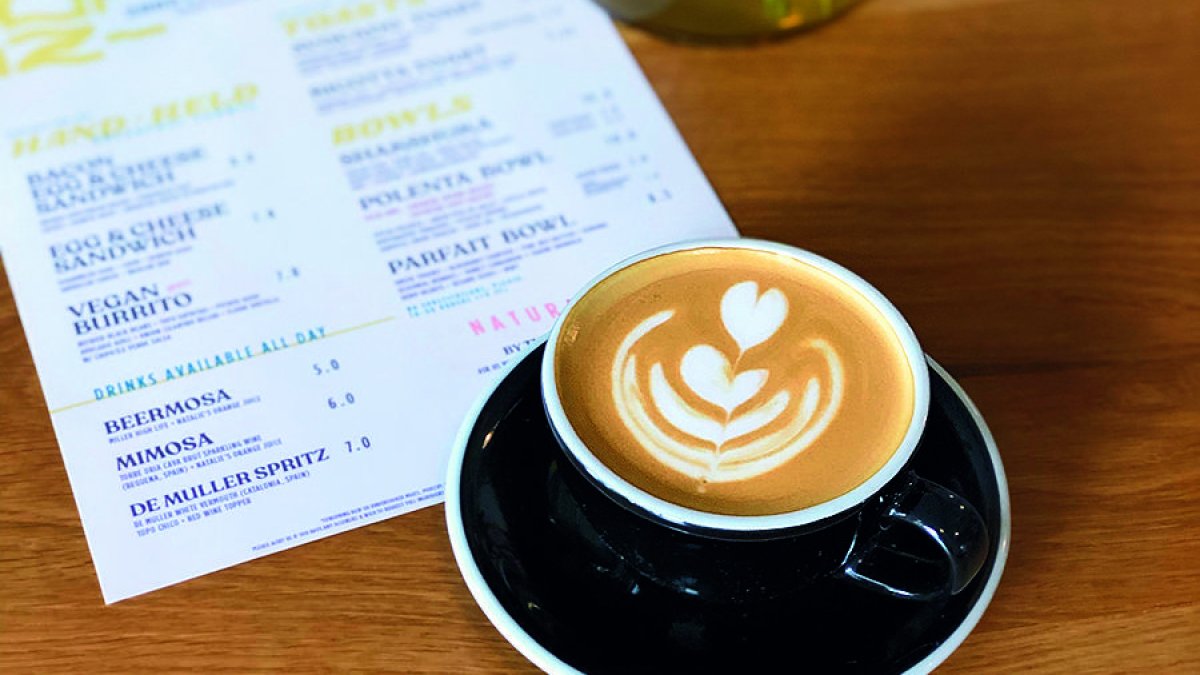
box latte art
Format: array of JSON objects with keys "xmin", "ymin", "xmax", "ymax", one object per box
[
  {"xmin": 612, "ymin": 282, "xmax": 845, "ymax": 485},
  {"xmin": 552, "ymin": 247, "xmax": 917, "ymax": 516}
]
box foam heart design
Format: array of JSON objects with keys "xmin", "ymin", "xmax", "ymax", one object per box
[
  {"xmin": 720, "ymin": 281, "xmax": 788, "ymax": 352},
  {"xmin": 680, "ymin": 344, "xmax": 767, "ymax": 413}
]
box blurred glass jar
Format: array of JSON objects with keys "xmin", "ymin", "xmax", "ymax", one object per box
[{"xmin": 594, "ymin": 0, "xmax": 862, "ymax": 40}]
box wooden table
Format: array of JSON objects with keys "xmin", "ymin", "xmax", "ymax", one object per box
[{"xmin": 2, "ymin": 0, "xmax": 1197, "ymax": 671}]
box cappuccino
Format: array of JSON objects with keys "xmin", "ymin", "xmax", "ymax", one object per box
[{"xmin": 552, "ymin": 246, "xmax": 917, "ymax": 516}]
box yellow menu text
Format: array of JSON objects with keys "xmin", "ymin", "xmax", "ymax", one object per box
[
  {"xmin": 281, "ymin": 0, "xmax": 426, "ymax": 38},
  {"xmin": 11, "ymin": 83, "xmax": 258, "ymax": 159},
  {"xmin": 1, "ymin": 0, "xmax": 166, "ymax": 78},
  {"xmin": 332, "ymin": 93, "xmax": 472, "ymax": 145}
]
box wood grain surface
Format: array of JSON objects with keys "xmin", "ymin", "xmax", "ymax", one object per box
[{"xmin": 2, "ymin": 0, "xmax": 1198, "ymax": 671}]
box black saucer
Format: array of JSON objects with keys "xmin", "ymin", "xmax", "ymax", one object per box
[{"xmin": 446, "ymin": 342, "xmax": 1010, "ymax": 674}]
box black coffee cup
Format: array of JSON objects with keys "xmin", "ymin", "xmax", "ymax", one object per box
[{"xmin": 539, "ymin": 239, "xmax": 989, "ymax": 602}]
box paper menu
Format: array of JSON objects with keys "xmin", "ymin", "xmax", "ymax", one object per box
[{"xmin": 0, "ymin": 0, "xmax": 736, "ymax": 602}]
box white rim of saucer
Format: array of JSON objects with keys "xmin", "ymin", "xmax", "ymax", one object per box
[
  {"xmin": 444, "ymin": 346, "xmax": 1011, "ymax": 675},
  {"xmin": 540, "ymin": 237, "xmax": 931, "ymax": 532}
]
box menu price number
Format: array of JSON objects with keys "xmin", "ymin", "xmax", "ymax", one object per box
[
  {"xmin": 327, "ymin": 392, "xmax": 356, "ymax": 409},
  {"xmin": 647, "ymin": 188, "xmax": 673, "ymax": 204},
  {"xmin": 275, "ymin": 265, "xmax": 300, "ymax": 282},
  {"xmin": 582, "ymin": 88, "xmax": 614, "ymax": 104},
  {"xmin": 603, "ymin": 129, "xmax": 638, "ymax": 146},
  {"xmin": 582, "ymin": 88, "xmax": 624, "ymax": 124},
  {"xmin": 344, "ymin": 436, "xmax": 371, "ymax": 453},
  {"xmin": 228, "ymin": 152, "xmax": 256, "ymax": 167},
  {"xmin": 254, "ymin": 209, "xmax": 278, "ymax": 223},
  {"xmin": 312, "ymin": 358, "xmax": 341, "ymax": 376},
  {"xmin": 598, "ymin": 104, "xmax": 623, "ymax": 125},
  {"xmin": 544, "ymin": 25, "xmax": 576, "ymax": 42}
]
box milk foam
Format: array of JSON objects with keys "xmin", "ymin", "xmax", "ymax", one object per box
[
  {"xmin": 611, "ymin": 281, "xmax": 844, "ymax": 484},
  {"xmin": 552, "ymin": 246, "xmax": 916, "ymax": 516}
]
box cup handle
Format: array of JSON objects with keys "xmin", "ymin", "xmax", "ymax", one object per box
[{"xmin": 840, "ymin": 473, "xmax": 989, "ymax": 601}]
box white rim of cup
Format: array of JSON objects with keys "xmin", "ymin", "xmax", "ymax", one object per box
[
  {"xmin": 444, "ymin": 350, "xmax": 1010, "ymax": 675},
  {"xmin": 540, "ymin": 238, "xmax": 932, "ymax": 532}
]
